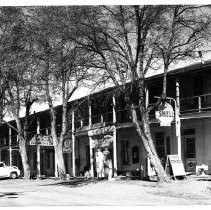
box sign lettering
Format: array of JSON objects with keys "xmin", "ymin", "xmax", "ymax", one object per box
[
  {"xmin": 29, "ymin": 134, "xmax": 53, "ymax": 146},
  {"xmin": 155, "ymin": 102, "xmax": 174, "ymax": 126},
  {"xmin": 88, "ymin": 126, "xmax": 114, "ymax": 137},
  {"xmin": 165, "ymin": 155, "xmax": 186, "ymax": 179}
]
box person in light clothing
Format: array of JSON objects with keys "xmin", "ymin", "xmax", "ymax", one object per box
[{"xmin": 95, "ymin": 149, "xmax": 105, "ymax": 178}]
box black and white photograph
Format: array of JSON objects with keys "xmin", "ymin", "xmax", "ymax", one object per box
[{"xmin": 0, "ymin": 0, "xmax": 211, "ymax": 207}]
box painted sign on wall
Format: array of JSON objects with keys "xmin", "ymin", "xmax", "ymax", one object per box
[
  {"xmin": 29, "ymin": 134, "xmax": 53, "ymax": 146},
  {"xmin": 63, "ymin": 139, "xmax": 72, "ymax": 153},
  {"xmin": 92, "ymin": 135, "xmax": 113, "ymax": 149}
]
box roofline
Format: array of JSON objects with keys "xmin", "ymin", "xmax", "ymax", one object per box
[
  {"xmin": 147, "ymin": 59, "xmax": 211, "ymax": 81},
  {"xmin": 3, "ymin": 59, "xmax": 211, "ymax": 124}
]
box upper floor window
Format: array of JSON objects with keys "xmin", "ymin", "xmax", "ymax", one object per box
[
  {"xmin": 132, "ymin": 146, "xmax": 139, "ymax": 164},
  {"xmin": 121, "ymin": 140, "xmax": 130, "ymax": 165},
  {"xmin": 193, "ymin": 76, "xmax": 204, "ymax": 96}
]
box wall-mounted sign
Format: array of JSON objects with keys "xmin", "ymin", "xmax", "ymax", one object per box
[
  {"xmin": 88, "ymin": 126, "xmax": 114, "ymax": 137},
  {"xmin": 75, "ymin": 125, "xmax": 90, "ymax": 132},
  {"xmin": 91, "ymin": 122, "xmax": 106, "ymax": 129},
  {"xmin": 63, "ymin": 139, "xmax": 72, "ymax": 153},
  {"xmin": 30, "ymin": 134, "xmax": 53, "ymax": 146},
  {"xmin": 92, "ymin": 135, "xmax": 113, "ymax": 149},
  {"xmin": 155, "ymin": 102, "xmax": 174, "ymax": 126},
  {"xmin": 165, "ymin": 155, "xmax": 186, "ymax": 179}
]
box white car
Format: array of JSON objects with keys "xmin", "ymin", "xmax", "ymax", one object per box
[{"xmin": 0, "ymin": 162, "xmax": 20, "ymax": 179}]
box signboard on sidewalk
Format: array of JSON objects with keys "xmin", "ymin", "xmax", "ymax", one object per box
[{"xmin": 165, "ymin": 155, "xmax": 186, "ymax": 179}]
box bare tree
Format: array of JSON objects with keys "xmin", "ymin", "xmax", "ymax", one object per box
[
  {"xmin": 154, "ymin": 5, "xmax": 211, "ymax": 98},
  {"xmin": 74, "ymin": 5, "xmax": 211, "ymax": 182},
  {"xmin": 1, "ymin": 7, "xmax": 42, "ymax": 179},
  {"xmin": 30, "ymin": 7, "xmax": 94, "ymax": 180}
]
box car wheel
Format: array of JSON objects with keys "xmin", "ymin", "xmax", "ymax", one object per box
[{"xmin": 10, "ymin": 172, "xmax": 17, "ymax": 179}]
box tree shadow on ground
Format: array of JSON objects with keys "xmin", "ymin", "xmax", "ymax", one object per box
[
  {"xmin": 41, "ymin": 178, "xmax": 106, "ymax": 188},
  {"xmin": 197, "ymin": 178, "xmax": 211, "ymax": 181},
  {"xmin": 0, "ymin": 192, "xmax": 24, "ymax": 199}
]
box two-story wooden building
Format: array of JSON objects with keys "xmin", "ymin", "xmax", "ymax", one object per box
[{"xmin": 1, "ymin": 59, "xmax": 211, "ymax": 178}]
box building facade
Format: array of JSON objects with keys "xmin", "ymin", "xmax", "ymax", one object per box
[{"xmin": 1, "ymin": 60, "xmax": 211, "ymax": 178}]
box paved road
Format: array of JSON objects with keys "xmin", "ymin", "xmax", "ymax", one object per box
[{"xmin": 0, "ymin": 178, "xmax": 211, "ymax": 206}]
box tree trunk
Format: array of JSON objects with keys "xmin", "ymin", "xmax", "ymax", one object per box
[
  {"xmin": 54, "ymin": 142, "xmax": 66, "ymax": 180},
  {"xmin": 130, "ymin": 105, "xmax": 169, "ymax": 182},
  {"xmin": 19, "ymin": 137, "xmax": 31, "ymax": 179}
]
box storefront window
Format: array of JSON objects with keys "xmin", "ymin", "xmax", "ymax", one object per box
[
  {"xmin": 155, "ymin": 132, "xmax": 165, "ymax": 159},
  {"xmin": 33, "ymin": 152, "xmax": 37, "ymax": 170},
  {"xmin": 132, "ymin": 146, "xmax": 139, "ymax": 164},
  {"xmin": 186, "ymin": 138, "xmax": 196, "ymax": 158},
  {"xmin": 46, "ymin": 152, "xmax": 54, "ymax": 170},
  {"xmin": 121, "ymin": 140, "xmax": 130, "ymax": 165}
]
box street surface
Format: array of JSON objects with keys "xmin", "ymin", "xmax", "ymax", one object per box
[{"xmin": 0, "ymin": 176, "xmax": 211, "ymax": 206}]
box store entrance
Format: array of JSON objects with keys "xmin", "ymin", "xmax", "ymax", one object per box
[
  {"xmin": 91, "ymin": 134, "xmax": 114, "ymax": 178},
  {"xmin": 184, "ymin": 137, "xmax": 196, "ymax": 172},
  {"xmin": 93, "ymin": 147, "xmax": 113, "ymax": 178}
]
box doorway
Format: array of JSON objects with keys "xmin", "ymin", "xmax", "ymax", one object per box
[{"xmin": 184, "ymin": 136, "xmax": 196, "ymax": 172}]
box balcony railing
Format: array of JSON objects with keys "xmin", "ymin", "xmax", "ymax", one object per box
[
  {"xmin": 2, "ymin": 94, "xmax": 210, "ymax": 140},
  {"xmin": 180, "ymin": 93, "xmax": 211, "ymax": 114}
]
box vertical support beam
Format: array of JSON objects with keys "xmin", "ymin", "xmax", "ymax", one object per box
[
  {"xmin": 89, "ymin": 136, "xmax": 94, "ymax": 178},
  {"xmin": 54, "ymin": 151, "xmax": 58, "ymax": 178},
  {"xmin": 0, "ymin": 149, "xmax": 1, "ymax": 162},
  {"xmin": 71, "ymin": 110, "xmax": 76, "ymax": 177},
  {"xmin": 175, "ymin": 77, "xmax": 182, "ymax": 159},
  {"xmin": 9, "ymin": 127, "xmax": 12, "ymax": 166},
  {"xmin": 113, "ymin": 127, "xmax": 117, "ymax": 177},
  {"xmin": 88, "ymin": 99, "xmax": 94, "ymax": 177},
  {"xmin": 46, "ymin": 128, "xmax": 48, "ymax": 135},
  {"xmin": 198, "ymin": 96, "xmax": 201, "ymax": 112},
  {"xmin": 112, "ymin": 95, "xmax": 116, "ymax": 123},
  {"xmin": 145, "ymin": 84, "xmax": 149, "ymax": 109},
  {"xmin": 80, "ymin": 120, "xmax": 83, "ymax": 127},
  {"xmin": 89, "ymin": 99, "xmax": 92, "ymax": 128},
  {"xmin": 112, "ymin": 95, "xmax": 117, "ymax": 177},
  {"xmin": 36, "ymin": 117, "xmax": 41, "ymax": 179}
]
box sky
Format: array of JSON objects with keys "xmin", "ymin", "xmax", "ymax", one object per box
[
  {"xmin": 0, "ymin": 0, "xmax": 211, "ymax": 6},
  {"xmin": 2, "ymin": 0, "xmax": 211, "ymax": 120}
]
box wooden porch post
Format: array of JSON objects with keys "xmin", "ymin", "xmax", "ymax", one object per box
[
  {"xmin": 9, "ymin": 127, "xmax": 12, "ymax": 166},
  {"xmin": 71, "ymin": 110, "xmax": 76, "ymax": 177},
  {"xmin": 175, "ymin": 77, "xmax": 182, "ymax": 158},
  {"xmin": 145, "ymin": 85, "xmax": 149, "ymax": 109},
  {"xmin": 112, "ymin": 95, "xmax": 117, "ymax": 177},
  {"xmin": 89, "ymin": 99, "xmax": 94, "ymax": 178},
  {"xmin": 36, "ymin": 117, "xmax": 41, "ymax": 179}
]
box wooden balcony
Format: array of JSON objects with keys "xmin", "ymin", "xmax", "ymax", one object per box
[{"xmin": 180, "ymin": 93, "xmax": 211, "ymax": 114}]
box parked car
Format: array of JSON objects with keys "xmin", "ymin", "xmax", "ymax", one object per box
[{"xmin": 0, "ymin": 162, "xmax": 20, "ymax": 179}]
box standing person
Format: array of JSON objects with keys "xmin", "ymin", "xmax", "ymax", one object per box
[
  {"xmin": 95, "ymin": 149, "xmax": 105, "ymax": 178},
  {"xmin": 103, "ymin": 148, "xmax": 113, "ymax": 180}
]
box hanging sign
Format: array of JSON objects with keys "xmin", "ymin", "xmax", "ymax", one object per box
[
  {"xmin": 165, "ymin": 155, "xmax": 186, "ymax": 179},
  {"xmin": 155, "ymin": 102, "xmax": 174, "ymax": 126}
]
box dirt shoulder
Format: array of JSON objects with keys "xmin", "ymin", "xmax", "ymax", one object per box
[{"xmin": 0, "ymin": 175, "xmax": 211, "ymax": 206}]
